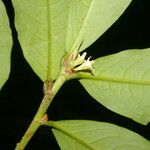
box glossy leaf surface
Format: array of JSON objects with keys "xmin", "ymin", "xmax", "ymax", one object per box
[
  {"xmin": 45, "ymin": 120, "xmax": 150, "ymax": 150},
  {"xmin": 80, "ymin": 49, "xmax": 150, "ymax": 125},
  {"xmin": 12, "ymin": 0, "xmax": 131, "ymax": 81},
  {"xmin": 0, "ymin": 1, "xmax": 12, "ymax": 89}
]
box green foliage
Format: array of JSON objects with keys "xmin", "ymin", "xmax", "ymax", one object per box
[
  {"xmin": 46, "ymin": 120, "xmax": 150, "ymax": 150},
  {"xmin": 0, "ymin": 1, "xmax": 12, "ymax": 89},
  {"xmin": 1, "ymin": 0, "xmax": 150, "ymax": 149},
  {"xmin": 12, "ymin": 0, "xmax": 131, "ymax": 81},
  {"xmin": 80, "ymin": 49, "xmax": 150, "ymax": 125}
]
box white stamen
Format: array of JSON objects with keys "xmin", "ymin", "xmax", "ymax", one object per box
[{"xmin": 73, "ymin": 55, "xmax": 95, "ymax": 72}]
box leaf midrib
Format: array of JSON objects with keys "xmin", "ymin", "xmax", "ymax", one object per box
[
  {"xmin": 79, "ymin": 73, "xmax": 150, "ymax": 85},
  {"xmin": 46, "ymin": 121, "xmax": 95, "ymax": 150},
  {"xmin": 69, "ymin": 0, "xmax": 93, "ymax": 52},
  {"xmin": 46, "ymin": 0, "xmax": 51, "ymax": 79}
]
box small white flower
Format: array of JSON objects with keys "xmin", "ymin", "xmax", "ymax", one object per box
[
  {"xmin": 71, "ymin": 52, "xmax": 87, "ymax": 68},
  {"xmin": 73, "ymin": 56, "xmax": 95, "ymax": 72},
  {"xmin": 68, "ymin": 51, "xmax": 94, "ymax": 72}
]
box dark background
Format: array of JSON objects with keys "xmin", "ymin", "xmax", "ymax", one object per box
[{"xmin": 0, "ymin": 0, "xmax": 150, "ymax": 149}]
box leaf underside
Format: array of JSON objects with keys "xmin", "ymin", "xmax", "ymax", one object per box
[
  {"xmin": 46, "ymin": 120, "xmax": 150, "ymax": 150},
  {"xmin": 0, "ymin": 1, "xmax": 12, "ymax": 89},
  {"xmin": 80, "ymin": 48, "xmax": 150, "ymax": 125},
  {"xmin": 12, "ymin": 0, "xmax": 131, "ymax": 81}
]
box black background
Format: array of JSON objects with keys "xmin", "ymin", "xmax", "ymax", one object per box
[{"xmin": 0, "ymin": 0, "xmax": 150, "ymax": 149}]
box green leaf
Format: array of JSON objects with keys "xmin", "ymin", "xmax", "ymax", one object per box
[
  {"xmin": 12, "ymin": 0, "xmax": 131, "ymax": 81},
  {"xmin": 67, "ymin": 0, "xmax": 132, "ymax": 53},
  {"xmin": 0, "ymin": 1, "xmax": 12, "ymax": 89},
  {"xmin": 45, "ymin": 120, "xmax": 150, "ymax": 150},
  {"xmin": 80, "ymin": 49, "xmax": 150, "ymax": 125}
]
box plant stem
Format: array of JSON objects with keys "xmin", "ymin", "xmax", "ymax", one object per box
[{"xmin": 15, "ymin": 73, "xmax": 66, "ymax": 150}]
